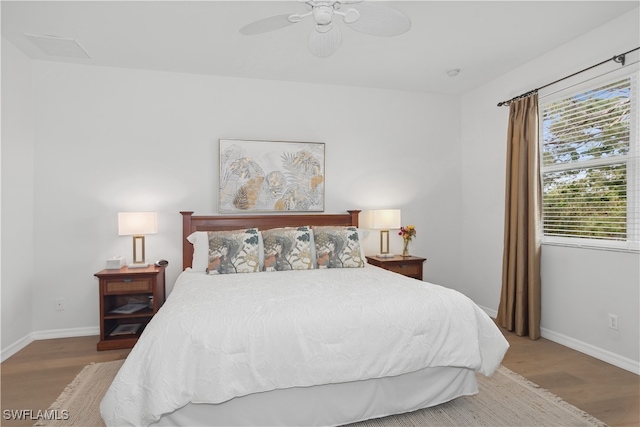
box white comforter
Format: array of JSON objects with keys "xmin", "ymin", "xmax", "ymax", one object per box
[{"xmin": 100, "ymin": 265, "xmax": 509, "ymax": 427}]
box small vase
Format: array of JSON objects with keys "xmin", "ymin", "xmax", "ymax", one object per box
[{"xmin": 402, "ymin": 240, "xmax": 410, "ymax": 257}]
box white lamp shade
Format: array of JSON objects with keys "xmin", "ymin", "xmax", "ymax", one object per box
[
  {"xmin": 118, "ymin": 212, "xmax": 158, "ymax": 236},
  {"xmin": 363, "ymin": 209, "xmax": 401, "ymax": 230}
]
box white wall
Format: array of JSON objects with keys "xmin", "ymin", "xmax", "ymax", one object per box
[
  {"xmin": 24, "ymin": 61, "xmax": 461, "ymax": 336},
  {"xmin": 1, "ymin": 38, "xmax": 35, "ymax": 356},
  {"xmin": 460, "ymin": 9, "xmax": 640, "ymax": 373},
  {"xmin": 5, "ymin": 7, "xmax": 637, "ymax": 374}
]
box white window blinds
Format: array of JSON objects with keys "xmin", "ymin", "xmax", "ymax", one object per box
[{"xmin": 539, "ymin": 70, "xmax": 639, "ymax": 251}]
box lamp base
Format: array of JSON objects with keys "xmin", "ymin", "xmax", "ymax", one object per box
[
  {"xmin": 376, "ymin": 253, "xmax": 395, "ymax": 258},
  {"xmin": 128, "ymin": 263, "xmax": 149, "ymax": 269}
]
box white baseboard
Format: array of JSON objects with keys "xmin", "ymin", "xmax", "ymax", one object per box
[
  {"xmin": 540, "ymin": 327, "xmax": 640, "ymax": 375},
  {"xmin": 478, "ymin": 305, "xmax": 498, "ymax": 319},
  {"xmin": 477, "ymin": 304, "xmax": 639, "ymax": 376},
  {"xmin": 32, "ymin": 326, "xmax": 99, "ymax": 341},
  {"xmin": 1, "ymin": 333, "xmax": 34, "ymax": 363},
  {"xmin": 1, "ymin": 326, "xmax": 99, "ymax": 363}
]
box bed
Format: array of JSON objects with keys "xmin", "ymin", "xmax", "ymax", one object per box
[{"xmin": 100, "ymin": 210, "xmax": 509, "ymax": 427}]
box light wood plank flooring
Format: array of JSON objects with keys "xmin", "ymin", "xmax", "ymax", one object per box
[
  {"xmin": 1, "ymin": 330, "xmax": 638, "ymax": 426},
  {"xmin": 1, "ymin": 337, "xmax": 131, "ymax": 427},
  {"xmin": 499, "ymin": 326, "xmax": 639, "ymax": 427}
]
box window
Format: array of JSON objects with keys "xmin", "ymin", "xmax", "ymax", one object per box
[{"xmin": 539, "ymin": 70, "xmax": 639, "ymax": 251}]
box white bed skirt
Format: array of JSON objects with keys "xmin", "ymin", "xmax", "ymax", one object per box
[{"xmin": 151, "ymin": 366, "xmax": 478, "ymax": 427}]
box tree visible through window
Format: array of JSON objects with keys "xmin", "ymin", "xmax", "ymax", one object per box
[{"xmin": 540, "ymin": 75, "xmax": 638, "ymax": 247}]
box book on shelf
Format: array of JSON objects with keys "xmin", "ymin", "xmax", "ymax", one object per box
[
  {"xmin": 109, "ymin": 303, "xmax": 148, "ymax": 314},
  {"xmin": 109, "ymin": 323, "xmax": 141, "ymax": 336}
]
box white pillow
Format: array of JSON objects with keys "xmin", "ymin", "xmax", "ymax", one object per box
[
  {"xmin": 186, "ymin": 231, "xmax": 208, "ymax": 272},
  {"xmin": 309, "ymin": 229, "xmax": 317, "ymax": 268},
  {"xmin": 187, "ymin": 231, "xmax": 264, "ymax": 272},
  {"xmin": 357, "ymin": 228, "xmax": 368, "ymax": 264}
]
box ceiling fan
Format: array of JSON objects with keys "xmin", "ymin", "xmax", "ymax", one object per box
[{"xmin": 239, "ymin": 0, "xmax": 411, "ymax": 58}]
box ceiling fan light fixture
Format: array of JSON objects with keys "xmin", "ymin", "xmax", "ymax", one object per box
[
  {"xmin": 316, "ymin": 22, "xmax": 333, "ymax": 33},
  {"xmin": 308, "ymin": 21, "xmax": 342, "ymax": 58}
]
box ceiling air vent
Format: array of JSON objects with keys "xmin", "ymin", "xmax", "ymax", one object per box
[{"xmin": 24, "ymin": 34, "xmax": 90, "ymax": 59}]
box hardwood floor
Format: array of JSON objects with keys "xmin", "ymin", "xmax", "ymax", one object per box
[
  {"xmin": 499, "ymin": 326, "xmax": 639, "ymax": 427},
  {"xmin": 1, "ymin": 330, "xmax": 638, "ymax": 426},
  {"xmin": 1, "ymin": 336, "xmax": 131, "ymax": 427}
]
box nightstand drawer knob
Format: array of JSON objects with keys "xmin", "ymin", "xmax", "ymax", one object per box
[{"xmin": 122, "ymin": 278, "xmax": 133, "ymax": 282}]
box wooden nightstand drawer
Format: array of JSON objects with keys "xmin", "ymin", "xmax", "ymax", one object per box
[
  {"xmin": 366, "ymin": 255, "xmax": 426, "ymax": 281},
  {"xmin": 105, "ymin": 278, "xmax": 152, "ymax": 294},
  {"xmin": 386, "ymin": 263, "xmax": 421, "ymax": 277}
]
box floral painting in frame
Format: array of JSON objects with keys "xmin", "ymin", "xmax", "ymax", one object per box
[{"xmin": 219, "ymin": 139, "xmax": 325, "ymax": 213}]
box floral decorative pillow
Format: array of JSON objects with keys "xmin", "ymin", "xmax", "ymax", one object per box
[
  {"xmin": 262, "ymin": 226, "xmax": 314, "ymax": 271},
  {"xmin": 206, "ymin": 228, "xmax": 260, "ymax": 274},
  {"xmin": 313, "ymin": 226, "xmax": 365, "ymax": 268}
]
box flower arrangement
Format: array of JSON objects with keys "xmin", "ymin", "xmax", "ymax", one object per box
[
  {"xmin": 399, "ymin": 225, "xmax": 416, "ymax": 256},
  {"xmin": 399, "ymin": 225, "xmax": 416, "ymax": 242}
]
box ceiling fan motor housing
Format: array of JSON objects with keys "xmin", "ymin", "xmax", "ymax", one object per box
[{"xmin": 313, "ymin": 6, "xmax": 334, "ymax": 25}]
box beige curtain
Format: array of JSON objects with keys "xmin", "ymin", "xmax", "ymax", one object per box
[{"xmin": 497, "ymin": 94, "xmax": 542, "ymax": 340}]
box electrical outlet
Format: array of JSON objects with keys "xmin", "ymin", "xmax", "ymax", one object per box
[
  {"xmin": 55, "ymin": 298, "xmax": 65, "ymax": 311},
  {"xmin": 608, "ymin": 314, "xmax": 618, "ymax": 330}
]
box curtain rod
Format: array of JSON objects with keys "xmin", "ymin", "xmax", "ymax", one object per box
[{"xmin": 497, "ymin": 47, "xmax": 639, "ymax": 107}]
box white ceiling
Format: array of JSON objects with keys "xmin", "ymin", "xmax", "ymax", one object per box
[{"xmin": 2, "ymin": 1, "xmax": 638, "ymax": 94}]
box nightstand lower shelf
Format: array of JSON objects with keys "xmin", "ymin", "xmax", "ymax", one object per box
[{"xmin": 98, "ymin": 321, "xmax": 150, "ymax": 351}]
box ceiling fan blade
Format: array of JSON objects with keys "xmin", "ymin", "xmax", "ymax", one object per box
[
  {"xmin": 239, "ymin": 14, "xmax": 294, "ymax": 35},
  {"xmin": 347, "ymin": 2, "xmax": 411, "ymax": 37},
  {"xmin": 308, "ymin": 23, "xmax": 342, "ymax": 58}
]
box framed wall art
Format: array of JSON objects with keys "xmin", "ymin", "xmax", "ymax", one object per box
[{"xmin": 219, "ymin": 139, "xmax": 325, "ymax": 213}]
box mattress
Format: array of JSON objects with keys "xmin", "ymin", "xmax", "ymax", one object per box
[{"xmin": 101, "ymin": 265, "xmax": 509, "ymax": 426}]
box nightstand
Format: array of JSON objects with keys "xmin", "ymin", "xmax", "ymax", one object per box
[
  {"xmin": 95, "ymin": 265, "xmax": 166, "ymax": 351},
  {"xmin": 366, "ymin": 255, "xmax": 426, "ymax": 280}
]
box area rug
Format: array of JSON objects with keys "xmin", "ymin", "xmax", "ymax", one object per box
[{"xmin": 35, "ymin": 360, "xmax": 606, "ymax": 427}]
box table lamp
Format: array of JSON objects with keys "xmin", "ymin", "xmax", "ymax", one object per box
[
  {"xmin": 363, "ymin": 209, "xmax": 401, "ymax": 258},
  {"xmin": 118, "ymin": 212, "xmax": 158, "ymax": 268}
]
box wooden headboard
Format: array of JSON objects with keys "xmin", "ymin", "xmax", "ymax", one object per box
[{"xmin": 180, "ymin": 210, "xmax": 361, "ymax": 270}]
